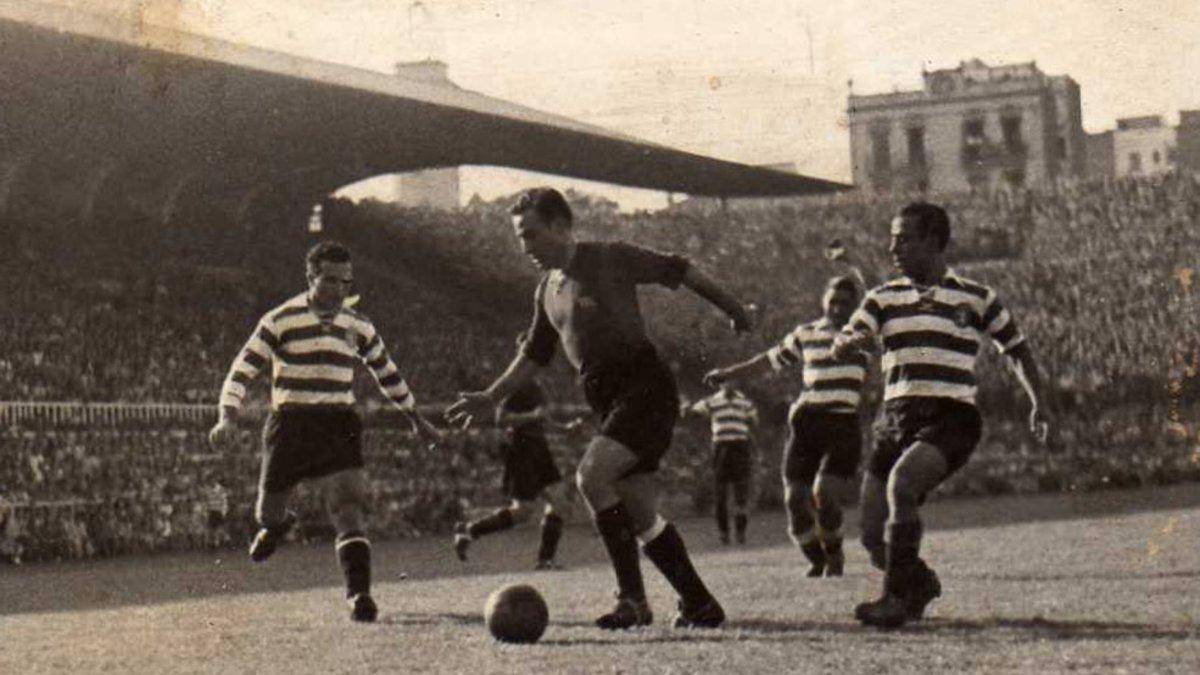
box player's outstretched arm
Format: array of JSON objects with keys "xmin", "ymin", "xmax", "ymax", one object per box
[
  {"xmin": 446, "ymin": 352, "xmax": 541, "ymax": 428},
  {"xmin": 679, "ymin": 266, "xmax": 752, "ymax": 333},
  {"xmin": 403, "ymin": 408, "xmax": 444, "ymax": 449},
  {"xmin": 703, "ymin": 353, "xmax": 773, "ymax": 388},
  {"xmin": 1006, "ymin": 342, "xmax": 1051, "ymax": 444}
]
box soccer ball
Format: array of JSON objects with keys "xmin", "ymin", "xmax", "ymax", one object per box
[{"xmin": 484, "ymin": 584, "xmax": 549, "ymax": 643}]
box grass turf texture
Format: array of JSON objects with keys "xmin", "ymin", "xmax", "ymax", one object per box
[{"xmin": 2, "ymin": 486, "xmax": 1198, "ymax": 674}]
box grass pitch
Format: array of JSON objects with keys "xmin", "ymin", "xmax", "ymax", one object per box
[{"xmin": 2, "ymin": 486, "xmax": 1198, "ymax": 674}]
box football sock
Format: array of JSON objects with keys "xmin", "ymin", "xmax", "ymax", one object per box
[
  {"xmin": 468, "ymin": 508, "xmax": 515, "ymax": 539},
  {"xmin": 335, "ymin": 531, "xmax": 371, "ymax": 598},
  {"xmin": 884, "ymin": 521, "xmax": 923, "ymax": 596},
  {"xmin": 537, "ymin": 513, "xmax": 564, "ymax": 562},
  {"xmin": 594, "ymin": 502, "xmax": 646, "ymax": 599},
  {"xmin": 641, "ymin": 517, "xmax": 714, "ymax": 607},
  {"xmin": 816, "ymin": 502, "xmax": 843, "ymax": 552}
]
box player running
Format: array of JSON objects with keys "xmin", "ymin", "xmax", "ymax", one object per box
[
  {"xmin": 447, "ymin": 187, "xmax": 751, "ymax": 630},
  {"xmin": 452, "ymin": 364, "xmax": 574, "ymax": 570},
  {"xmin": 705, "ymin": 275, "xmax": 869, "ymax": 577},
  {"xmin": 209, "ymin": 241, "xmax": 441, "ymax": 623},
  {"xmin": 683, "ymin": 384, "xmax": 759, "ymax": 545},
  {"xmin": 832, "ymin": 202, "xmax": 1050, "ymax": 628}
]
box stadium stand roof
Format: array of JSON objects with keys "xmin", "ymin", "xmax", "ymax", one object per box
[{"xmin": 0, "ymin": 2, "xmax": 846, "ymax": 225}]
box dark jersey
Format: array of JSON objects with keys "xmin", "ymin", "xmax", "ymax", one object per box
[{"xmin": 521, "ymin": 241, "xmax": 690, "ymax": 375}]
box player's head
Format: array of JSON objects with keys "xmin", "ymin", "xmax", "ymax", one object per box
[
  {"xmin": 510, "ymin": 187, "xmax": 574, "ymax": 270},
  {"xmin": 822, "ymin": 276, "xmax": 860, "ymax": 326},
  {"xmin": 890, "ymin": 202, "xmax": 950, "ymax": 278},
  {"xmin": 305, "ymin": 241, "xmax": 354, "ymax": 309}
]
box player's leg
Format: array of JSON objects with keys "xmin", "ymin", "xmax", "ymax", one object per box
[
  {"xmin": 856, "ymin": 441, "xmax": 947, "ymax": 628},
  {"xmin": 783, "ymin": 412, "xmax": 825, "ymax": 576},
  {"xmin": 322, "ymin": 467, "xmax": 378, "ymax": 622},
  {"xmin": 731, "ymin": 472, "xmax": 751, "ymax": 545},
  {"xmin": 535, "ymin": 481, "xmax": 571, "ymax": 569},
  {"xmin": 858, "ymin": 472, "xmax": 889, "ymax": 570},
  {"xmin": 812, "ymin": 471, "xmax": 853, "ymax": 576},
  {"xmin": 250, "ymin": 412, "xmax": 300, "ymax": 562},
  {"xmin": 616, "ymin": 472, "xmax": 724, "ymax": 629},
  {"xmin": 576, "ymin": 435, "xmax": 652, "ymax": 628},
  {"xmin": 453, "ymin": 498, "xmax": 532, "ymax": 562},
  {"xmin": 713, "ymin": 473, "xmax": 731, "ymax": 544}
]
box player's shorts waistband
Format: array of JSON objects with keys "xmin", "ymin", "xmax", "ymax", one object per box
[{"xmin": 271, "ymin": 403, "xmax": 361, "ymax": 416}]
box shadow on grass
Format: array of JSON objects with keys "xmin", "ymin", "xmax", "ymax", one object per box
[
  {"xmin": 958, "ymin": 569, "xmax": 1200, "ymax": 583},
  {"xmin": 909, "ymin": 616, "xmax": 1197, "ymax": 641}
]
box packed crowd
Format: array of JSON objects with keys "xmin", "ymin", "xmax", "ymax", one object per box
[{"xmin": 2, "ymin": 173, "xmax": 1197, "ymax": 561}]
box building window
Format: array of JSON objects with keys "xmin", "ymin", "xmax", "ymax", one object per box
[
  {"xmin": 1129, "ymin": 152, "xmax": 1142, "ymax": 173},
  {"xmin": 963, "ymin": 118, "xmax": 986, "ymax": 162},
  {"xmin": 1056, "ymin": 137, "xmax": 1068, "ymax": 160},
  {"xmin": 873, "ymin": 125, "xmax": 892, "ymax": 172},
  {"xmin": 1001, "ymin": 115, "xmax": 1023, "ymax": 153},
  {"xmin": 1153, "ymin": 150, "xmax": 1161, "ymax": 164},
  {"xmin": 308, "ymin": 204, "xmax": 324, "ymax": 233},
  {"xmin": 1004, "ymin": 168, "xmax": 1025, "ymax": 188},
  {"xmin": 907, "ymin": 126, "xmax": 926, "ymax": 168}
]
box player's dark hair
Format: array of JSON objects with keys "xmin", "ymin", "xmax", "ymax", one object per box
[
  {"xmin": 825, "ymin": 275, "xmax": 860, "ymax": 299},
  {"xmin": 509, "ymin": 187, "xmax": 573, "ymax": 227},
  {"xmin": 306, "ymin": 241, "xmax": 352, "ymax": 269},
  {"xmin": 899, "ymin": 202, "xmax": 951, "ymax": 251}
]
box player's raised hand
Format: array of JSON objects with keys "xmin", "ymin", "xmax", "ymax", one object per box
[{"xmin": 445, "ymin": 391, "xmax": 495, "ymax": 429}]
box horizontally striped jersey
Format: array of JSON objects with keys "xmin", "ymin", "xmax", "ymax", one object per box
[
  {"xmin": 843, "ymin": 270, "xmax": 1024, "ymax": 404},
  {"xmin": 767, "ymin": 317, "xmax": 869, "ymax": 413},
  {"xmin": 690, "ymin": 389, "xmax": 758, "ymax": 443},
  {"xmin": 219, "ymin": 292, "xmax": 415, "ymax": 412}
]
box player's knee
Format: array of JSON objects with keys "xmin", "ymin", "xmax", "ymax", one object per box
[
  {"xmin": 508, "ymin": 501, "xmax": 535, "ymax": 524},
  {"xmin": 886, "ymin": 470, "xmax": 922, "ymax": 511}
]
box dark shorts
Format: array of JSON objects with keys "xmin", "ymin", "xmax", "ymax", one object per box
[
  {"xmin": 582, "ymin": 352, "xmax": 678, "ymax": 477},
  {"xmin": 501, "ymin": 433, "xmax": 563, "ymax": 501},
  {"xmin": 713, "ymin": 440, "xmax": 753, "ymax": 483},
  {"xmin": 783, "ymin": 408, "xmax": 862, "ymax": 485},
  {"xmin": 259, "ymin": 408, "xmax": 364, "ymax": 494},
  {"xmin": 868, "ymin": 397, "xmax": 982, "ymax": 481}
]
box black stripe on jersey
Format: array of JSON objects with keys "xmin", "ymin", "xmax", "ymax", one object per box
[
  {"xmin": 800, "ymin": 338, "xmax": 833, "ymax": 349},
  {"xmin": 875, "ymin": 284, "xmax": 915, "ymax": 296},
  {"xmin": 992, "ymin": 322, "xmax": 1020, "ymax": 346},
  {"xmin": 861, "ymin": 297, "xmax": 883, "ymax": 321},
  {"xmin": 277, "ymin": 350, "xmax": 359, "ymax": 367},
  {"xmin": 277, "ymin": 324, "xmax": 355, "ymax": 344},
  {"xmin": 377, "ymin": 372, "xmax": 405, "ymax": 389},
  {"xmin": 885, "ymin": 363, "xmax": 975, "ymax": 386},
  {"xmin": 360, "ymin": 334, "xmax": 382, "ymax": 358},
  {"xmin": 981, "ymin": 299, "xmax": 1003, "ymax": 327},
  {"xmin": 945, "ymin": 278, "xmax": 990, "ymax": 300},
  {"xmin": 809, "ymin": 354, "xmax": 869, "ymax": 368},
  {"xmin": 880, "ymin": 300, "xmax": 981, "ymax": 329},
  {"xmin": 244, "ymin": 350, "xmax": 268, "ymax": 370},
  {"xmin": 274, "ymin": 305, "xmax": 312, "ymax": 321},
  {"xmin": 275, "ymin": 377, "xmax": 353, "ymax": 392},
  {"xmin": 366, "ymin": 351, "xmax": 390, "ymax": 371},
  {"xmin": 809, "ymin": 378, "xmax": 867, "ymax": 391},
  {"xmin": 258, "ymin": 326, "xmax": 281, "ymax": 352},
  {"xmin": 882, "ymin": 331, "xmax": 979, "ymax": 355},
  {"xmin": 231, "ymin": 371, "xmax": 253, "ymax": 387},
  {"xmin": 777, "ymin": 350, "xmax": 801, "ymax": 364}
]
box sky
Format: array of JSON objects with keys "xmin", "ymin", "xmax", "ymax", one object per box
[{"xmin": 60, "ymin": 0, "xmax": 1200, "ymax": 209}]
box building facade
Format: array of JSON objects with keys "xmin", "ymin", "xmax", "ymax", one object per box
[
  {"xmin": 847, "ymin": 59, "xmax": 1085, "ymax": 194},
  {"xmin": 1178, "ymin": 110, "xmax": 1200, "ymax": 176},
  {"xmin": 1110, "ymin": 116, "xmax": 1176, "ymax": 178}
]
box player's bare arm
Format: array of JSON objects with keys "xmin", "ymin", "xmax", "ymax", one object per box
[
  {"xmin": 679, "ymin": 266, "xmax": 752, "ymax": 333},
  {"xmin": 1006, "ymin": 342, "xmax": 1051, "ymax": 444},
  {"xmin": 703, "ymin": 352, "xmax": 775, "ymax": 388},
  {"xmin": 446, "ymin": 352, "xmax": 540, "ymax": 427}
]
